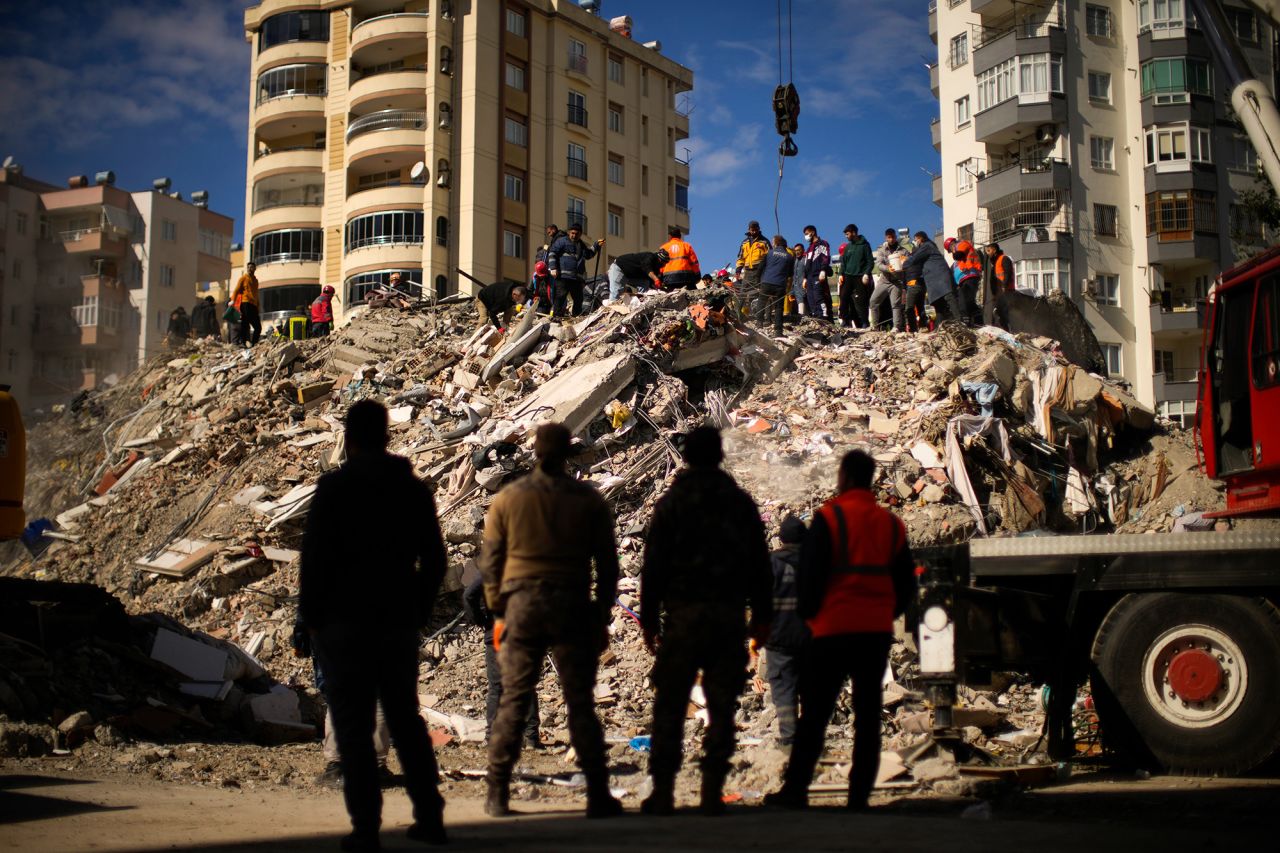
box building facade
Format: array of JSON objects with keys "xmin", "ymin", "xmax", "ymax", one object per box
[
  {"xmin": 930, "ymin": 0, "xmax": 1276, "ymax": 422},
  {"xmin": 0, "ymin": 165, "xmax": 232, "ymax": 414},
  {"xmin": 241, "ymin": 0, "xmax": 693, "ymax": 324}
]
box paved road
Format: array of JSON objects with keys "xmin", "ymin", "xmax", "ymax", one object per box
[{"xmin": 2, "ymin": 768, "xmax": 1278, "ymax": 851}]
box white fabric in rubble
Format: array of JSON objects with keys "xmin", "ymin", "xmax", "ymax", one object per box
[{"xmin": 944, "ymin": 415, "xmax": 1013, "ymax": 536}]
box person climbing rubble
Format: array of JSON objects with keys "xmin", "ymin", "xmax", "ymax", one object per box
[
  {"xmin": 474, "ymin": 281, "xmax": 528, "ymax": 330},
  {"xmin": 529, "ymin": 261, "xmax": 554, "ymax": 311},
  {"xmin": 310, "ymin": 285, "xmax": 336, "ymax": 337},
  {"xmin": 761, "ymin": 515, "xmax": 809, "ymax": 747},
  {"xmin": 463, "ymin": 576, "xmax": 541, "ymax": 749},
  {"xmin": 640, "ymin": 426, "xmax": 773, "ymax": 816},
  {"xmin": 478, "ymin": 422, "xmax": 622, "ymax": 819},
  {"xmin": 231, "ymin": 261, "xmax": 261, "ymax": 347},
  {"xmin": 299, "ymin": 400, "xmax": 449, "ymax": 849},
  {"xmin": 767, "ymin": 450, "xmax": 914, "ymax": 813}
]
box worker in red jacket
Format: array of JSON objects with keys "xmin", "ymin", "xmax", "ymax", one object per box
[
  {"xmin": 310, "ymin": 286, "xmax": 336, "ymax": 337},
  {"xmin": 766, "ymin": 450, "xmax": 915, "ymax": 812}
]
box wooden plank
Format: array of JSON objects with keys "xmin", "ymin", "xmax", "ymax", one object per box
[{"xmin": 136, "ymin": 539, "xmax": 222, "ymax": 579}]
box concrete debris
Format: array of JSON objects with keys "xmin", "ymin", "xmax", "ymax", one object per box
[{"xmin": 5, "ymin": 283, "xmax": 1266, "ymax": 802}]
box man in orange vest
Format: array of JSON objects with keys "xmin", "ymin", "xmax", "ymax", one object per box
[
  {"xmin": 659, "ymin": 226, "xmax": 701, "ymax": 290},
  {"xmin": 766, "ymin": 450, "xmax": 914, "ymax": 811},
  {"xmin": 983, "ymin": 242, "xmax": 1014, "ymax": 329}
]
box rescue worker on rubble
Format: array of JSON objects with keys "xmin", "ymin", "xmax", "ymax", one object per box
[
  {"xmin": 165, "ymin": 306, "xmax": 191, "ymax": 347},
  {"xmin": 761, "ymin": 515, "xmax": 810, "ymax": 746},
  {"xmin": 529, "ymin": 261, "xmax": 554, "ymax": 312},
  {"xmin": 983, "ymin": 243, "xmax": 1014, "ymax": 329},
  {"xmin": 837, "ymin": 225, "xmax": 874, "ymax": 329},
  {"xmin": 474, "ymin": 281, "xmax": 528, "ymax": 330},
  {"xmin": 766, "ymin": 450, "xmax": 914, "ymax": 812},
  {"xmin": 298, "ymin": 400, "xmax": 449, "ymax": 849},
  {"xmin": 231, "ymin": 261, "xmax": 261, "ymax": 347},
  {"xmin": 659, "ymin": 226, "xmax": 701, "ymax": 290},
  {"xmin": 463, "ymin": 577, "xmax": 541, "ymax": 748},
  {"xmin": 310, "ymin": 285, "xmax": 336, "ymax": 337},
  {"xmin": 479, "ymin": 422, "xmax": 623, "ymax": 819},
  {"xmin": 944, "ymin": 238, "xmax": 983, "ymax": 326},
  {"xmin": 902, "ymin": 231, "xmax": 961, "ymax": 329},
  {"xmin": 800, "ymin": 225, "xmax": 834, "ymax": 321},
  {"xmin": 791, "ymin": 243, "xmax": 808, "ymax": 318},
  {"xmin": 735, "ymin": 220, "xmax": 771, "ymax": 316},
  {"xmin": 640, "ymin": 426, "xmax": 773, "ymax": 816},
  {"xmin": 191, "ymin": 295, "xmax": 220, "ymax": 339},
  {"xmin": 546, "ymin": 224, "xmax": 602, "ymax": 317},
  {"xmin": 607, "ymin": 248, "xmax": 669, "ymax": 300},
  {"xmin": 870, "ymin": 228, "xmax": 911, "ymax": 331},
  {"xmin": 759, "ymin": 236, "xmax": 795, "ymax": 335}
]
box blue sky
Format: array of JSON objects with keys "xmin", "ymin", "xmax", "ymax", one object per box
[{"xmin": 0, "ymin": 0, "xmax": 942, "ymax": 270}]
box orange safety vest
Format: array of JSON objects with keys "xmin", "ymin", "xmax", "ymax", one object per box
[
  {"xmin": 660, "ymin": 238, "xmax": 699, "ymax": 276},
  {"xmin": 807, "ymin": 489, "xmax": 906, "ymax": 637},
  {"xmin": 955, "ymin": 240, "xmax": 982, "ymax": 278},
  {"xmin": 991, "ymin": 252, "xmax": 1013, "ymax": 290}
]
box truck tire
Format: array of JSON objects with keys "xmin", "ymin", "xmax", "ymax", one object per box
[{"xmin": 1091, "ymin": 593, "xmax": 1280, "ymax": 775}]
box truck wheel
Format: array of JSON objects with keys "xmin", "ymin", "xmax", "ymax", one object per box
[{"xmin": 1091, "ymin": 593, "xmax": 1280, "ymax": 775}]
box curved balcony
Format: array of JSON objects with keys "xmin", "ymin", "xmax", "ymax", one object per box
[
  {"xmin": 351, "ymin": 12, "xmax": 430, "ymax": 65},
  {"xmin": 255, "ymin": 93, "xmax": 326, "ymax": 139},
  {"xmin": 256, "ymin": 259, "xmax": 323, "ymax": 287},
  {"xmin": 349, "ymin": 68, "xmax": 429, "ymax": 113},
  {"xmin": 250, "ymin": 203, "xmax": 323, "ymax": 233},
  {"xmin": 342, "ymin": 242, "xmax": 426, "ymax": 273},
  {"xmin": 252, "ymin": 146, "xmax": 324, "ymax": 175},
  {"xmin": 345, "ymin": 113, "xmax": 428, "ymax": 166},
  {"xmin": 257, "ymin": 37, "xmax": 328, "ymax": 71},
  {"xmin": 346, "ymin": 109, "xmax": 427, "ymax": 142},
  {"xmin": 345, "ymin": 184, "xmax": 426, "ymax": 220}
]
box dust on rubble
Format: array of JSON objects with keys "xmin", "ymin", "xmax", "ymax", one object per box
[{"xmin": 3, "ymin": 287, "xmax": 1272, "ymax": 808}]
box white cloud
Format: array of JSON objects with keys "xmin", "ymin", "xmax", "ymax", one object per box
[
  {"xmin": 794, "ymin": 157, "xmax": 873, "ymax": 197},
  {"xmin": 686, "ymin": 124, "xmax": 768, "ymax": 195}
]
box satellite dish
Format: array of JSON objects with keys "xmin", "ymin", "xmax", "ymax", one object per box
[
  {"xmin": 410, "ymin": 161, "xmax": 427, "ymax": 181},
  {"xmin": 2, "ymin": 155, "xmax": 13, "ymax": 169}
]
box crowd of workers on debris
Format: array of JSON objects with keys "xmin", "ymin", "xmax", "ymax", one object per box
[{"xmin": 293, "ymin": 396, "xmax": 914, "ymax": 850}]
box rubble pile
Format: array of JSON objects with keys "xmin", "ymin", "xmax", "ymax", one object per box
[{"xmin": 0, "ymin": 287, "xmax": 1233, "ymax": 800}]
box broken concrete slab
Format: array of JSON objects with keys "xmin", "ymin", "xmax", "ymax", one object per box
[
  {"xmin": 481, "ymin": 321, "xmax": 550, "ymax": 383},
  {"xmin": 151, "ymin": 628, "xmax": 230, "ymax": 682},
  {"xmin": 509, "ymin": 352, "xmax": 637, "ymax": 436},
  {"xmin": 136, "ymin": 539, "xmax": 221, "ymax": 579}
]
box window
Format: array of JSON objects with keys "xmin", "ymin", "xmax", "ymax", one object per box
[
  {"xmin": 1088, "ymin": 71, "xmax": 1111, "ymax": 103},
  {"xmin": 504, "ymin": 172, "xmax": 524, "ymax": 202},
  {"xmin": 1090, "ymin": 136, "xmax": 1115, "ymax": 170},
  {"xmin": 160, "ymin": 264, "xmax": 175, "ymax": 287},
  {"xmin": 14, "ymin": 212, "xmax": 26, "ymax": 235},
  {"xmin": 436, "ymin": 216, "xmax": 449, "ymax": 247},
  {"xmin": 954, "ymin": 95, "xmax": 971, "ymax": 127},
  {"xmin": 608, "ymin": 103, "xmax": 623, "ymax": 133},
  {"xmin": 1228, "ymin": 135, "xmax": 1259, "ymax": 172},
  {"xmin": 1252, "ymin": 275, "xmax": 1280, "ymax": 389},
  {"xmin": 1138, "ymin": 0, "xmax": 1186, "ymax": 34},
  {"xmin": 607, "ymin": 206, "xmax": 623, "ymax": 237},
  {"xmin": 250, "ymin": 228, "xmax": 323, "ymax": 264},
  {"xmin": 642, "ymin": 164, "xmax": 649, "ymax": 196},
  {"xmin": 258, "ymin": 11, "xmax": 329, "ymax": 53},
  {"xmin": 567, "ymin": 90, "xmax": 587, "ymax": 126},
  {"xmin": 1094, "ymin": 203, "xmax": 1119, "ymax": 237},
  {"xmin": 568, "ymin": 39, "xmax": 586, "ymax": 73},
  {"xmin": 1095, "ymin": 273, "xmax": 1120, "ymax": 306},
  {"xmin": 256, "ymin": 63, "xmax": 326, "ymax": 104},
  {"xmin": 1155, "ymin": 348, "xmax": 1176, "ymax": 380},
  {"xmin": 504, "ymin": 61, "xmax": 525, "ymax": 91},
  {"xmin": 343, "ymin": 270, "xmax": 421, "ymax": 304},
  {"xmin": 199, "ymin": 227, "xmax": 230, "ymax": 258},
  {"xmin": 567, "ymin": 142, "xmax": 587, "ymax": 180},
  {"xmin": 641, "ymin": 115, "xmax": 649, "ymax": 145},
  {"xmin": 642, "ymin": 67, "xmax": 649, "ymax": 97},
  {"xmin": 503, "ymin": 228, "xmax": 524, "ymax": 258},
  {"xmin": 977, "ymin": 58, "xmax": 1015, "ymax": 111},
  {"xmin": 344, "ymin": 211, "xmax": 426, "ymax": 252},
  {"xmin": 1141, "ymin": 58, "xmax": 1212, "ymax": 102},
  {"xmin": 1144, "ymin": 123, "xmax": 1212, "ymax": 168},
  {"xmin": 976, "ymin": 54, "xmax": 1062, "ymax": 111},
  {"xmin": 505, "ymin": 115, "xmax": 527, "ymax": 147},
  {"xmin": 1086, "ymin": 4, "xmax": 1113, "ymax": 37},
  {"xmin": 1158, "ymin": 399, "xmax": 1197, "ymax": 429},
  {"xmin": 949, "ymin": 33, "xmax": 968, "ymax": 68},
  {"xmin": 608, "ymin": 154, "xmax": 624, "ymax": 186},
  {"xmin": 1015, "ymin": 258, "xmax": 1070, "ymax": 295},
  {"xmin": 566, "ymin": 196, "xmax": 586, "ymax": 231},
  {"xmin": 506, "ymin": 8, "xmax": 526, "ymax": 37},
  {"xmin": 162, "ymin": 219, "xmax": 177, "ymax": 241},
  {"xmin": 642, "ymin": 214, "xmax": 650, "ymax": 244},
  {"xmin": 1101, "ymin": 343, "xmax": 1122, "ymax": 376},
  {"xmin": 675, "ymin": 181, "xmax": 690, "ymax": 213},
  {"xmin": 1225, "ymin": 7, "xmax": 1259, "ymax": 45},
  {"xmin": 957, "ymin": 159, "xmax": 976, "ymax": 194},
  {"xmin": 1230, "ymin": 203, "xmax": 1265, "ymax": 243},
  {"xmin": 1146, "ymin": 190, "xmax": 1218, "ymax": 239},
  {"xmin": 608, "ymin": 54, "xmax": 624, "ymax": 84}
]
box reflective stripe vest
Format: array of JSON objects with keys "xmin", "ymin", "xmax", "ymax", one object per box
[
  {"xmin": 807, "ymin": 489, "xmax": 907, "ymax": 637},
  {"xmin": 953, "ymin": 240, "xmax": 982, "ymax": 284},
  {"xmin": 660, "ymin": 238, "xmax": 700, "ymax": 276},
  {"xmin": 737, "ymin": 235, "xmax": 770, "ymax": 272},
  {"xmin": 991, "ymin": 252, "xmax": 1013, "ymax": 290}
]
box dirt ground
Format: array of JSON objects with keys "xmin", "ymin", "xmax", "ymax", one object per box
[{"xmin": 3, "ymin": 762, "xmax": 1278, "ymax": 852}]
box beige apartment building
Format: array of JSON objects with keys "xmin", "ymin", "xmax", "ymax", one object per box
[
  {"xmin": 930, "ymin": 0, "xmax": 1276, "ymax": 423},
  {"xmin": 0, "ymin": 164, "xmax": 233, "ymax": 413},
  {"xmin": 241, "ymin": 0, "xmax": 693, "ymax": 323}
]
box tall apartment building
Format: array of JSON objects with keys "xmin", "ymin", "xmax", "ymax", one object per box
[
  {"xmin": 930, "ymin": 0, "xmax": 1276, "ymax": 423},
  {"xmin": 241, "ymin": 0, "xmax": 693, "ymax": 324},
  {"xmin": 0, "ymin": 164, "xmax": 233, "ymax": 413}
]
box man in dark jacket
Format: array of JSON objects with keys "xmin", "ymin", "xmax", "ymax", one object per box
[
  {"xmin": 902, "ymin": 231, "xmax": 961, "ymax": 329},
  {"xmin": 547, "ymin": 225, "xmax": 602, "ymax": 317},
  {"xmin": 479, "ymin": 423, "xmax": 622, "ymax": 819},
  {"xmin": 640, "ymin": 427, "xmax": 773, "ymax": 816},
  {"xmin": 463, "ymin": 577, "xmax": 540, "ymax": 747},
  {"xmin": 165, "ymin": 306, "xmax": 191, "ymax": 346},
  {"xmin": 763, "ymin": 515, "xmax": 809, "ymax": 745},
  {"xmin": 475, "ymin": 281, "xmax": 528, "ymax": 329},
  {"xmin": 191, "ymin": 296, "xmax": 219, "ymax": 339},
  {"xmin": 983, "ymin": 243, "xmax": 1014, "ymax": 329},
  {"xmin": 299, "ymin": 400, "xmax": 448, "ymax": 849},
  {"xmin": 837, "ymin": 225, "xmax": 874, "ymax": 329},
  {"xmin": 758, "ymin": 236, "xmax": 794, "ymax": 335},
  {"xmin": 800, "ymin": 225, "xmax": 833, "ymax": 322},
  {"xmin": 608, "ymin": 248, "xmax": 668, "ymax": 299},
  {"xmin": 767, "ymin": 451, "xmax": 914, "ymax": 813}
]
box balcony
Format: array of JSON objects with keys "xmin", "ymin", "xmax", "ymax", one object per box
[
  {"xmin": 972, "ymin": 0, "xmax": 1016, "ymax": 15},
  {"xmin": 567, "ymin": 157, "xmax": 588, "ymax": 181},
  {"xmin": 256, "ymin": 63, "xmax": 326, "ymax": 107},
  {"xmin": 973, "ymin": 20, "xmax": 1065, "ymax": 72},
  {"xmin": 59, "ymin": 228, "xmax": 129, "ymax": 257},
  {"xmin": 254, "ymin": 93, "xmax": 325, "ymax": 141},
  {"xmin": 80, "ymin": 273, "xmax": 124, "ymax": 299},
  {"xmin": 929, "ymin": 1, "xmax": 938, "ymax": 44},
  {"xmin": 344, "ymin": 184, "xmax": 426, "ymax": 221},
  {"xmin": 931, "ymin": 117, "xmax": 941, "ymax": 150},
  {"xmin": 974, "ymin": 93, "xmax": 1067, "ymax": 146},
  {"xmin": 349, "ymin": 68, "xmax": 429, "ymax": 112},
  {"xmin": 346, "ymin": 109, "xmax": 428, "ymax": 143},
  {"xmin": 932, "ymin": 174, "xmax": 943, "ymax": 206},
  {"xmin": 976, "ymin": 157, "xmax": 1070, "ymax": 207},
  {"xmin": 253, "ymin": 145, "xmax": 324, "ymax": 171},
  {"xmin": 929, "ymin": 62, "xmax": 939, "ymax": 96},
  {"xmin": 1146, "ymin": 190, "xmax": 1221, "ymax": 261},
  {"xmin": 73, "ymin": 297, "xmax": 125, "ymax": 348},
  {"xmin": 567, "ymin": 103, "xmax": 588, "ymax": 128},
  {"xmin": 567, "ymin": 52, "xmax": 589, "ymax": 76},
  {"xmin": 351, "ymin": 12, "xmax": 430, "ymax": 64},
  {"xmin": 1150, "ymin": 300, "xmax": 1206, "ymax": 336},
  {"xmin": 1152, "ymin": 368, "xmax": 1200, "ymax": 403},
  {"xmin": 564, "ymin": 212, "xmax": 588, "ymax": 233}
]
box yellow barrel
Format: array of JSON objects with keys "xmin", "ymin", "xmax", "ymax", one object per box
[
  {"xmin": 288, "ymin": 316, "xmax": 308, "ymax": 341},
  {"xmin": 0, "ymin": 385, "xmax": 26, "ymax": 541}
]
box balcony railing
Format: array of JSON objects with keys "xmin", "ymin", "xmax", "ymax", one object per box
[
  {"xmin": 567, "ymin": 104, "xmax": 588, "ymax": 127},
  {"xmin": 352, "ymin": 63, "xmax": 428, "ymax": 82},
  {"xmin": 345, "ymin": 109, "xmax": 427, "ymax": 142},
  {"xmin": 973, "ymin": 11, "xmax": 1065, "ymax": 49},
  {"xmin": 254, "ymin": 194, "xmax": 324, "ymax": 212},
  {"xmin": 565, "ymin": 212, "xmax": 588, "ymax": 232},
  {"xmin": 980, "ymin": 157, "xmax": 1068, "ymax": 180},
  {"xmin": 346, "ymin": 233, "xmax": 425, "ymax": 252},
  {"xmin": 676, "ymin": 203, "xmax": 690, "ymax": 215},
  {"xmin": 348, "ymin": 177, "xmax": 427, "ymax": 196},
  {"xmin": 567, "ymin": 52, "xmax": 588, "ymax": 74},
  {"xmin": 255, "ymin": 250, "xmax": 323, "ymax": 265},
  {"xmin": 352, "ymin": 11, "xmax": 429, "ymax": 36},
  {"xmin": 255, "ymin": 142, "xmax": 325, "ymax": 160},
  {"xmin": 60, "ymin": 227, "xmax": 101, "ymax": 243},
  {"xmin": 567, "ymin": 157, "xmax": 588, "ymax": 180}
]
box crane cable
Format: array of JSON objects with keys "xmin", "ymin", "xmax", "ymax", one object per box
[{"xmin": 773, "ymin": 0, "xmax": 795, "ymax": 236}]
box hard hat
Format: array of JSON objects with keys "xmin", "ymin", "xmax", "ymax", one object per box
[
  {"xmin": 943, "ymin": 237, "xmax": 956, "ymax": 252},
  {"xmin": 322, "ymin": 285, "xmax": 335, "ymax": 295},
  {"xmin": 534, "ymin": 260, "xmax": 549, "ymax": 274}
]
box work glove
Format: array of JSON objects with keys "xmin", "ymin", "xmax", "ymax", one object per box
[
  {"xmin": 493, "ymin": 618, "xmax": 505, "ymax": 652},
  {"xmin": 291, "ymin": 624, "xmax": 311, "ymax": 658}
]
